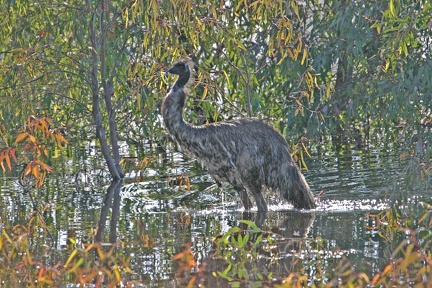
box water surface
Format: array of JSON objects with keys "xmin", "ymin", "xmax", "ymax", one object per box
[{"xmin": 0, "ymin": 139, "xmax": 427, "ymax": 286}]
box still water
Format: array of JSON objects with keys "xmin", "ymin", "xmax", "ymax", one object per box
[{"xmin": 0, "ymin": 139, "xmax": 428, "ymax": 286}]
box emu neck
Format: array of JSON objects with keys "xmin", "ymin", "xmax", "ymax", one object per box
[
  {"xmin": 172, "ymin": 71, "xmax": 190, "ymax": 91},
  {"xmin": 162, "ymin": 86, "xmax": 192, "ymax": 142}
]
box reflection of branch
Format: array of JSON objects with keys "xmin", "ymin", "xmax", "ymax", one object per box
[{"xmin": 95, "ymin": 179, "xmax": 122, "ymax": 243}]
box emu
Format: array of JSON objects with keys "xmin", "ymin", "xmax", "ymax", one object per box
[{"xmin": 162, "ymin": 60, "xmax": 316, "ymax": 211}]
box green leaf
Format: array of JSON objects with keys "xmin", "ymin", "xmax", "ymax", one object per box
[{"xmin": 239, "ymin": 220, "xmax": 260, "ymax": 232}]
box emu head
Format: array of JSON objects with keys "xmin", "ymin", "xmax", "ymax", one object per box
[
  {"xmin": 166, "ymin": 61, "xmax": 190, "ymax": 89},
  {"xmin": 166, "ymin": 61, "xmax": 189, "ymax": 76}
]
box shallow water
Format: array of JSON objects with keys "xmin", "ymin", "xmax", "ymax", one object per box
[{"xmin": 0, "ymin": 139, "xmax": 428, "ymax": 286}]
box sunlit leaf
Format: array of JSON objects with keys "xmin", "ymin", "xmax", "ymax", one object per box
[
  {"xmin": 32, "ymin": 165, "xmax": 40, "ymax": 180},
  {"xmin": 24, "ymin": 162, "xmax": 32, "ymax": 176},
  {"xmin": 28, "ymin": 134, "xmax": 37, "ymax": 144},
  {"xmin": 38, "ymin": 160, "xmax": 53, "ymax": 173},
  {"xmin": 113, "ymin": 266, "xmax": 121, "ymax": 281},
  {"xmin": 65, "ymin": 249, "xmax": 79, "ymax": 267},
  {"xmin": 400, "ymin": 251, "xmax": 421, "ymax": 270},
  {"xmin": 239, "ymin": 220, "xmax": 260, "ymax": 232},
  {"xmin": 5, "ymin": 153, "xmax": 11, "ymax": 170},
  {"xmin": 68, "ymin": 257, "xmax": 84, "ymax": 273},
  {"xmin": 0, "ymin": 157, "xmax": 5, "ymax": 172},
  {"xmin": 14, "ymin": 132, "xmax": 28, "ymax": 144}
]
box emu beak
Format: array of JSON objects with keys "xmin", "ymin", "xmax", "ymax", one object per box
[{"xmin": 165, "ymin": 67, "xmax": 173, "ymax": 75}]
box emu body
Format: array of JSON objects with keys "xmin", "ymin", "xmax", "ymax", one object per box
[{"xmin": 162, "ymin": 61, "xmax": 316, "ymax": 211}]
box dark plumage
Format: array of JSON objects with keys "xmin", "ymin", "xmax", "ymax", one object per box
[{"xmin": 162, "ymin": 60, "xmax": 316, "ymax": 211}]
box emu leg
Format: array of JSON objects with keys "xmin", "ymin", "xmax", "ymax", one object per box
[
  {"xmin": 233, "ymin": 185, "xmax": 253, "ymax": 210},
  {"xmin": 248, "ymin": 185, "xmax": 268, "ymax": 212},
  {"xmin": 254, "ymin": 192, "xmax": 267, "ymax": 212}
]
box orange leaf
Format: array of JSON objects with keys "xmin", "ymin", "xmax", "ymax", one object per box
[
  {"xmin": 38, "ymin": 267, "xmax": 46, "ymax": 280},
  {"xmin": 36, "ymin": 160, "xmax": 53, "ymax": 173},
  {"xmin": 45, "ymin": 117, "xmax": 53, "ymax": 126},
  {"xmin": 43, "ymin": 146, "xmax": 48, "ymax": 156},
  {"xmin": 9, "ymin": 148, "xmax": 17, "ymax": 162},
  {"xmin": 25, "ymin": 162, "xmax": 32, "ymax": 176},
  {"xmin": 37, "ymin": 120, "xmax": 48, "ymax": 136},
  {"xmin": 382, "ymin": 263, "xmax": 393, "ymax": 275},
  {"xmin": 5, "ymin": 154, "xmax": 11, "ymax": 170},
  {"xmin": 173, "ymin": 250, "xmax": 186, "ymax": 261},
  {"xmin": 0, "ymin": 158, "xmax": 5, "ymax": 172},
  {"xmin": 15, "ymin": 132, "xmax": 29, "ymax": 144},
  {"xmin": 32, "ymin": 165, "xmax": 40, "ymax": 180},
  {"xmin": 371, "ymin": 274, "xmax": 380, "ymax": 285},
  {"xmin": 54, "ymin": 132, "xmax": 68, "ymax": 148}
]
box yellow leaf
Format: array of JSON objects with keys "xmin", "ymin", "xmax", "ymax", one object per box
[
  {"xmin": 68, "ymin": 258, "xmax": 84, "ymax": 273},
  {"xmin": 300, "ymin": 151, "xmax": 308, "ymax": 170},
  {"xmin": 96, "ymin": 245, "xmax": 106, "ymax": 260},
  {"xmin": 389, "ymin": 0, "xmax": 396, "ymax": 17},
  {"xmin": 223, "ymin": 70, "xmax": 231, "ymax": 88},
  {"xmin": 295, "ymin": 41, "xmax": 302, "ymax": 59},
  {"xmin": 113, "ymin": 267, "xmax": 121, "ymax": 281},
  {"xmin": 276, "ymin": 53, "xmax": 287, "ymax": 65},
  {"xmin": 2, "ymin": 230, "xmax": 13, "ymax": 244},
  {"xmin": 301, "ymin": 48, "xmax": 307, "ymax": 65},
  {"xmin": 400, "ymin": 251, "xmax": 421, "ymax": 270},
  {"xmin": 37, "ymin": 171, "xmax": 46, "ymax": 188},
  {"xmin": 301, "ymin": 142, "xmax": 312, "ymax": 158},
  {"xmin": 28, "ymin": 134, "xmax": 37, "ymax": 144},
  {"xmin": 287, "ymin": 48, "xmax": 294, "ymax": 59},
  {"xmin": 65, "ymin": 249, "xmax": 79, "ymax": 267},
  {"xmin": 202, "ymin": 86, "xmax": 208, "ymax": 100},
  {"xmin": 14, "ymin": 132, "xmax": 28, "ymax": 144},
  {"xmin": 326, "ymin": 85, "xmax": 332, "ymax": 100}
]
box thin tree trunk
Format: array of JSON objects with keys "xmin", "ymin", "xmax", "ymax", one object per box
[
  {"xmin": 100, "ymin": 0, "xmax": 123, "ymax": 177},
  {"xmin": 90, "ymin": 12, "xmax": 121, "ymax": 180}
]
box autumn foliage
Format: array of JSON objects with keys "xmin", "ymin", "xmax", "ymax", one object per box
[{"xmin": 0, "ymin": 116, "xmax": 67, "ymax": 188}]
